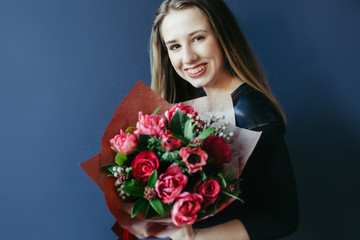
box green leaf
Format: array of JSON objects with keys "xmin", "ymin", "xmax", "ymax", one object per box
[
  {"xmin": 163, "ymin": 203, "xmax": 171, "ymax": 215},
  {"xmin": 169, "ymin": 110, "xmax": 190, "ymax": 135},
  {"xmin": 218, "ymin": 172, "xmax": 227, "ymax": 188},
  {"xmin": 150, "ymin": 198, "xmax": 165, "ymax": 216},
  {"xmin": 169, "ymin": 133, "xmax": 189, "ymax": 145},
  {"xmin": 131, "ymin": 198, "xmax": 149, "ymax": 218},
  {"xmin": 121, "ymin": 185, "xmax": 144, "ymax": 197},
  {"xmin": 197, "ymin": 127, "xmax": 216, "ymax": 139},
  {"xmin": 224, "ymin": 168, "xmax": 232, "ymax": 182},
  {"xmin": 184, "ymin": 119, "xmax": 193, "ymax": 140},
  {"xmin": 152, "ymin": 105, "xmax": 162, "ymax": 115},
  {"xmin": 145, "ymin": 204, "xmax": 157, "ymax": 219},
  {"xmin": 137, "ymin": 134, "xmax": 152, "ymax": 152},
  {"xmin": 207, "ymin": 202, "xmax": 218, "ymax": 214},
  {"xmin": 223, "ymin": 191, "xmax": 245, "ymax": 204},
  {"xmin": 147, "ymin": 170, "xmax": 158, "ymax": 188},
  {"xmin": 161, "ymin": 150, "xmax": 180, "ymax": 162},
  {"xmin": 115, "ymin": 153, "xmax": 128, "ymax": 166},
  {"xmin": 106, "ymin": 164, "xmax": 118, "ymax": 173},
  {"xmin": 125, "ymin": 126, "xmax": 136, "ymax": 134},
  {"xmin": 200, "ymin": 171, "xmax": 207, "ymax": 181}
]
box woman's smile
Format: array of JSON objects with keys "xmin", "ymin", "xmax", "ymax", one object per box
[{"xmin": 185, "ymin": 63, "xmax": 208, "ymax": 77}]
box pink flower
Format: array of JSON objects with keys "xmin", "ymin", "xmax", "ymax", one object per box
[
  {"xmin": 171, "ymin": 192, "xmax": 203, "ymax": 226},
  {"xmin": 161, "ymin": 130, "xmax": 183, "ymax": 152},
  {"xmin": 165, "ymin": 102, "xmax": 198, "ymax": 123},
  {"xmin": 131, "ymin": 150, "xmax": 159, "ymax": 182},
  {"xmin": 134, "ymin": 111, "xmax": 165, "ymax": 137},
  {"xmin": 179, "ymin": 147, "xmax": 208, "ymax": 173},
  {"xmin": 110, "ymin": 130, "xmax": 138, "ymax": 155},
  {"xmin": 194, "ymin": 179, "xmax": 221, "ymax": 208},
  {"xmin": 155, "ymin": 165, "xmax": 188, "ymax": 204}
]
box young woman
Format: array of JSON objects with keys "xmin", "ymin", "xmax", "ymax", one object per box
[{"xmin": 149, "ymin": 0, "xmax": 299, "ymax": 239}]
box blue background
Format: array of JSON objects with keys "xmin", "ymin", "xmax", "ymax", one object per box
[{"xmin": 1, "ymin": 0, "xmax": 359, "ymax": 239}]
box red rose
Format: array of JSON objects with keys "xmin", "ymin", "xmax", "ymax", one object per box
[
  {"xmin": 161, "ymin": 130, "xmax": 183, "ymax": 152},
  {"xmin": 171, "ymin": 192, "xmax": 203, "ymax": 226},
  {"xmin": 179, "ymin": 147, "xmax": 208, "ymax": 173},
  {"xmin": 202, "ymin": 135, "xmax": 231, "ymax": 169},
  {"xmin": 131, "ymin": 150, "xmax": 159, "ymax": 182},
  {"xmin": 155, "ymin": 165, "xmax": 188, "ymax": 204},
  {"xmin": 194, "ymin": 179, "xmax": 221, "ymax": 208}
]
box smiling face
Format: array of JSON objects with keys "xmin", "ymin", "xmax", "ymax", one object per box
[{"xmin": 161, "ymin": 7, "xmax": 234, "ymax": 94}]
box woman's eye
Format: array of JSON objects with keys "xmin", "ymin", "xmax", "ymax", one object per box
[
  {"xmin": 169, "ymin": 44, "xmax": 181, "ymax": 51},
  {"xmin": 193, "ymin": 36, "xmax": 205, "ymax": 42}
]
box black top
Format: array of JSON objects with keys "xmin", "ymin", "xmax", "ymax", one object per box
[{"xmin": 193, "ymin": 83, "xmax": 299, "ymax": 239}]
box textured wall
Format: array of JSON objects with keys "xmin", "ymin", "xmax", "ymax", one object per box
[{"xmin": 1, "ymin": 0, "xmax": 359, "ymax": 239}]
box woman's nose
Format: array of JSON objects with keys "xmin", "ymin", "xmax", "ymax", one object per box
[{"xmin": 182, "ymin": 46, "xmax": 198, "ymax": 64}]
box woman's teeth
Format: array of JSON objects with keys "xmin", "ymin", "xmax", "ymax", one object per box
[{"xmin": 187, "ymin": 65, "xmax": 205, "ymax": 74}]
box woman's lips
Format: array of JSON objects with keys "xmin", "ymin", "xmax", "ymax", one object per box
[{"xmin": 185, "ymin": 63, "xmax": 208, "ymax": 78}]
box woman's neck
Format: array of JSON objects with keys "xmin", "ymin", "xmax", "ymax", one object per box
[{"xmin": 203, "ymin": 76, "xmax": 244, "ymax": 96}]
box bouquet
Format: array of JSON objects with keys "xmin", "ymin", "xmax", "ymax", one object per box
[{"xmin": 80, "ymin": 81, "xmax": 261, "ymax": 239}]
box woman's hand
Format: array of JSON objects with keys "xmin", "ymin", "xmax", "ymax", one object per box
[
  {"xmin": 168, "ymin": 225, "xmax": 198, "ymax": 240},
  {"xmin": 169, "ymin": 220, "xmax": 250, "ymax": 240}
]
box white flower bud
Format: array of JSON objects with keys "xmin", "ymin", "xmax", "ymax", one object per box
[
  {"xmin": 226, "ymin": 137, "xmax": 230, "ymax": 141},
  {"xmin": 122, "ymin": 196, "xmax": 126, "ymax": 200},
  {"xmin": 219, "ymin": 132, "xmax": 224, "ymax": 137},
  {"xmin": 222, "ymin": 126, "xmax": 227, "ymax": 130},
  {"xmin": 112, "ymin": 167, "xmax": 117, "ymax": 172},
  {"xmin": 114, "ymin": 172, "xmax": 118, "ymax": 177},
  {"xmin": 229, "ymin": 132, "xmax": 234, "ymax": 137}
]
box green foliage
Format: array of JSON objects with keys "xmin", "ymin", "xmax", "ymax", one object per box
[
  {"xmin": 137, "ymin": 134, "xmax": 152, "ymax": 152},
  {"xmin": 131, "ymin": 198, "xmax": 149, "ymax": 218},
  {"xmin": 224, "ymin": 168, "xmax": 232, "ymax": 182},
  {"xmin": 184, "ymin": 119, "xmax": 194, "ymax": 141},
  {"xmin": 106, "ymin": 164, "xmax": 118, "ymax": 174},
  {"xmin": 197, "ymin": 127, "xmax": 215, "ymax": 139},
  {"xmin": 169, "ymin": 110, "xmax": 190, "ymax": 135},
  {"xmin": 161, "ymin": 150, "xmax": 180, "ymax": 162},
  {"xmin": 200, "ymin": 171, "xmax": 207, "ymax": 181},
  {"xmin": 218, "ymin": 172, "xmax": 227, "ymax": 188},
  {"xmin": 223, "ymin": 191, "xmax": 244, "ymax": 204},
  {"xmin": 147, "ymin": 137, "xmax": 164, "ymax": 155},
  {"xmin": 150, "ymin": 198, "xmax": 165, "ymax": 216},
  {"xmin": 145, "ymin": 204, "xmax": 157, "ymax": 219},
  {"xmin": 115, "ymin": 152, "xmax": 127, "ymax": 166},
  {"xmin": 121, "ymin": 179, "xmax": 144, "ymax": 197},
  {"xmin": 169, "ymin": 133, "xmax": 189, "ymax": 145},
  {"xmin": 207, "ymin": 200, "xmax": 219, "ymax": 214},
  {"xmin": 152, "ymin": 105, "xmax": 162, "ymax": 115},
  {"xmin": 125, "ymin": 126, "xmax": 136, "ymax": 134},
  {"xmin": 147, "ymin": 170, "xmax": 158, "ymax": 188}
]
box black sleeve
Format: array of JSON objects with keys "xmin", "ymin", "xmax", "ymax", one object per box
[
  {"xmin": 192, "ymin": 122, "xmax": 299, "ymax": 239},
  {"xmin": 241, "ymin": 122, "xmax": 299, "ymax": 239}
]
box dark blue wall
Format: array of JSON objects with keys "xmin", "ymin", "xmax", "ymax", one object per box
[{"xmin": 1, "ymin": 0, "xmax": 359, "ymax": 239}]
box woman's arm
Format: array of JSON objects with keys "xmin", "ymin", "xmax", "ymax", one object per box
[{"xmin": 169, "ymin": 220, "xmax": 250, "ymax": 240}]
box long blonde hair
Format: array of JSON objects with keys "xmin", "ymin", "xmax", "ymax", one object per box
[{"xmin": 150, "ymin": 0, "xmax": 286, "ymax": 122}]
